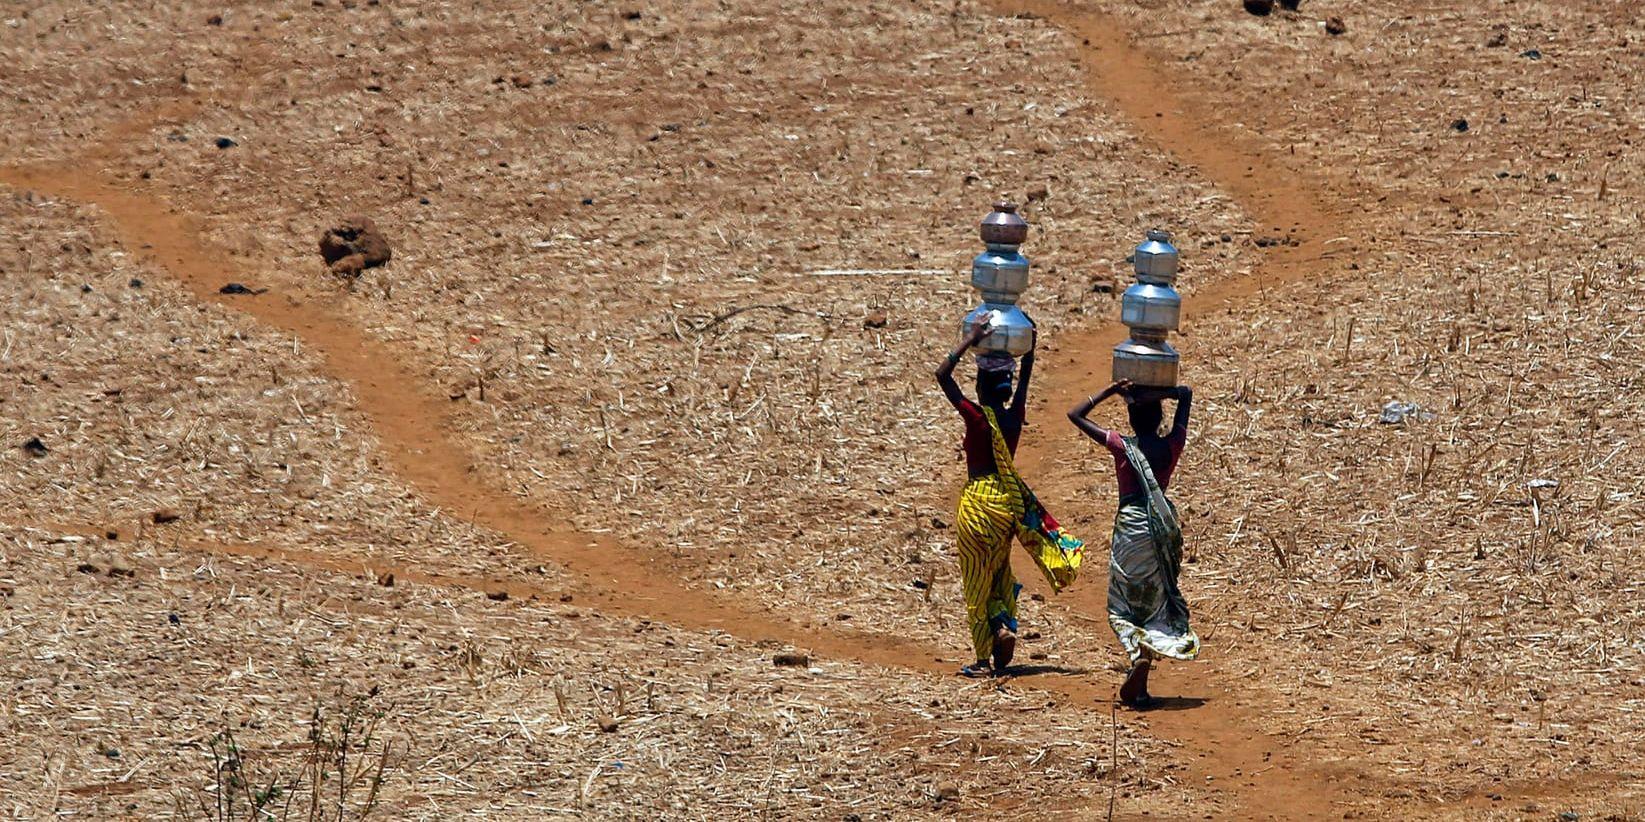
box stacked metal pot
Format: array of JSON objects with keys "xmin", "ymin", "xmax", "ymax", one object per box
[
  {"xmin": 959, "ymin": 202, "xmax": 1037, "ymax": 358},
  {"xmin": 1112, "ymin": 229, "xmax": 1182, "ymax": 387}
]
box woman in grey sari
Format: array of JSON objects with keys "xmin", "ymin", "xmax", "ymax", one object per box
[{"xmin": 1068, "ymin": 379, "xmax": 1199, "ymax": 708}]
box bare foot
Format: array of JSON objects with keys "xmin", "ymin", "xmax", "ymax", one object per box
[
  {"xmin": 991, "ymin": 627, "xmax": 1017, "ymax": 672},
  {"xmin": 1119, "ymin": 657, "xmax": 1153, "ymax": 708}
]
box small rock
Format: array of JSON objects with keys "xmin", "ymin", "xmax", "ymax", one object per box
[
  {"xmin": 1090, "ymin": 277, "xmax": 1115, "ymax": 294},
  {"xmin": 1243, "ymin": 0, "xmax": 1274, "ymax": 16},
  {"xmin": 935, "ymin": 783, "xmax": 960, "ymax": 802},
  {"xmin": 863, "ymin": 310, "xmax": 888, "ymax": 329},
  {"xmin": 376, "ymin": 571, "xmax": 395, "ymax": 587},
  {"xmin": 773, "ymin": 652, "xmax": 810, "ymax": 667},
  {"xmin": 21, "ymin": 437, "xmax": 48, "ymax": 458},
  {"xmin": 168, "ymin": 613, "xmax": 181, "ymax": 625},
  {"xmin": 622, "ymin": 9, "xmax": 642, "ymax": 19},
  {"xmin": 76, "ymin": 562, "xmax": 101, "ymax": 575},
  {"xmin": 1486, "ymin": 31, "xmax": 1507, "ymax": 48},
  {"xmin": 1030, "ymin": 593, "xmax": 1046, "ymax": 602},
  {"xmin": 509, "ymin": 75, "xmax": 533, "ymax": 89},
  {"xmin": 1023, "ymin": 630, "xmax": 1042, "ymax": 640},
  {"xmin": 129, "ymin": 278, "xmax": 144, "ymax": 288},
  {"xmin": 318, "ymin": 216, "xmax": 392, "ymax": 276},
  {"xmin": 1026, "ymin": 185, "xmax": 1050, "ymax": 203},
  {"xmin": 1324, "ymin": 16, "xmax": 1346, "ymax": 35},
  {"xmin": 485, "ymin": 589, "xmax": 509, "ymax": 601},
  {"xmin": 103, "ymin": 747, "xmax": 121, "ymax": 759},
  {"xmin": 581, "ymin": 197, "xmax": 595, "ymax": 206},
  {"xmin": 1451, "ymin": 118, "xmax": 1470, "ymax": 133},
  {"xmin": 107, "ymin": 557, "xmax": 135, "ymax": 578},
  {"xmin": 911, "ymin": 579, "xmax": 929, "ymax": 590},
  {"xmin": 206, "ymin": 14, "xmax": 222, "ymax": 25},
  {"xmin": 152, "ymin": 509, "xmax": 181, "ymax": 524},
  {"xmin": 1520, "ymin": 48, "xmax": 1542, "ymax": 60},
  {"xmin": 1558, "ymin": 812, "xmax": 1580, "ymax": 821},
  {"xmin": 930, "ymin": 517, "xmax": 949, "ymax": 530},
  {"xmin": 1378, "ymin": 401, "xmax": 1433, "ymax": 425},
  {"xmin": 1030, "ymin": 652, "xmax": 1048, "ymax": 660},
  {"xmin": 80, "ymin": 283, "xmax": 92, "ymax": 293},
  {"xmin": 214, "ymin": 137, "xmax": 237, "ymax": 149},
  {"xmin": 596, "ymin": 714, "xmax": 620, "ymax": 733}
]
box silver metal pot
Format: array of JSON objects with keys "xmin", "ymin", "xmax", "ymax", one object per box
[
  {"xmin": 963, "ymin": 304, "xmax": 1036, "ymax": 358},
  {"xmin": 1120, "ymin": 281, "xmax": 1181, "ymax": 333},
  {"xmin": 971, "ymin": 248, "xmax": 1029, "ymax": 304},
  {"xmin": 1133, "ymin": 228, "xmax": 1179, "ymax": 284},
  {"xmin": 1112, "ymin": 336, "xmax": 1180, "ymax": 387}
]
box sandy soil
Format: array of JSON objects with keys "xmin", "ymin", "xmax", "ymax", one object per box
[{"xmin": 1, "ymin": 0, "xmax": 1642, "ymax": 819}]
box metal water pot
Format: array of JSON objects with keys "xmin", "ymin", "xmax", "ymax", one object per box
[
  {"xmin": 1133, "ymin": 228, "xmax": 1179, "ymax": 284},
  {"xmin": 1120, "ymin": 282, "xmax": 1181, "ymax": 333},
  {"xmin": 971, "ymin": 248, "xmax": 1029, "ymax": 303},
  {"xmin": 1112, "ymin": 334, "xmax": 1180, "ymax": 387},
  {"xmin": 1112, "ymin": 228, "xmax": 1182, "ymax": 387},
  {"xmin": 962, "ymin": 304, "xmax": 1036, "ymax": 358}
]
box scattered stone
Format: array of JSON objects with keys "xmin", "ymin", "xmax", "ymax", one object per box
[
  {"xmin": 1026, "ymin": 185, "xmax": 1050, "ymax": 203},
  {"xmin": 1486, "ymin": 31, "xmax": 1508, "ymax": 48},
  {"xmin": 129, "ymin": 278, "xmax": 144, "ymax": 288},
  {"xmin": 318, "ymin": 216, "xmax": 392, "ymax": 276},
  {"xmin": 935, "ymin": 783, "xmax": 960, "ymax": 802},
  {"xmin": 1243, "ymin": 0, "xmax": 1274, "ymax": 16},
  {"xmin": 376, "ymin": 571, "xmax": 395, "ymax": 587},
  {"xmin": 596, "ymin": 714, "xmax": 620, "ymax": 733},
  {"xmin": 510, "ymin": 75, "xmax": 533, "ymax": 89},
  {"xmin": 1023, "ymin": 630, "xmax": 1042, "ymax": 640},
  {"xmin": 168, "ymin": 613, "xmax": 181, "ymax": 625},
  {"xmin": 485, "ymin": 589, "xmax": 510, "ymax": 601},
  {"xmin": 80, "ymin": 283, "xmax": 92, "ymax": 293},
  {"xmin": 773, "ymin": 652, "xmax": 810, "ymax": 667},
  {"xmin": 1090, "ymin": 277, "xmax": 1115, "ymax": 294},
  {"xmin": 219, "ymin": 282, "xmax": 266, "ymax": 295},
  {"xmin": 214, "ymin": 137, "xmax": 237, "ymax": 149},
  {"xmin": 102, "ymin": 747, "xmax": 122, "ymax": 759},
  {"xmin": 930, "ymin": 517, "xmax": 949, "ymax": 530},
  {"xmin": 206, "ymin": 14, "xmax": 223, "ymax": 25},
  {"xmin": 151, "ymin": 509, "xmax": 181, "ymax": 524},
  {"xmin": 107, "ymin": 557, "xmax": 135, "ymax": 578},
  {"xmin": 1030, "ymin": 652, "xmax": 1048, "ymax": 660},
  {"xmin": 1520, "ymin": 48, "xmax": 1542, "ymax": 60},
  {"xmin": 1378, "ymin": 401, "xmax": 1434, "ymax": 425},
  {"xmin": 77, "ymin": 562, "xmax": 101, "ymax": 575},
  {"xmin": 622, "ymin": 9, "xmax": 642, "ymax": 19},
  {"xmin": 1451, "ymin": 118, "xmax": 1470, "ymax": 133},
  {"xmin": 910, "ymin": 579, "xmax": 929, "ymax": 590},
  {"xmin": 863, "ymin": 309, "xmax": 888, "ymax": 329},
  {"xmin": 1325, "ymin": 16, "xmax": 1346, "ymax": 35},
  {"xmin": 1030, "ymin": 593, "xmax": 1046, "ymax": 603},
  {"xmin": 581, "ymin": 197, "xmax": 595, "ymax": 206},
  {"xmin": 21, "ymin": 437, "xmax": 48, "ymax": 458}
]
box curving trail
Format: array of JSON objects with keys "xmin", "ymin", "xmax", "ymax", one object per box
[{"xmin": 2, "ymin": 3, "xmax": 1383, "ymax": 818}]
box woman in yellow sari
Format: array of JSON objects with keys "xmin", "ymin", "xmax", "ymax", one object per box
[{"xmin": 935, "ymin": 318, "xmax": 1084, "ymax": 677}]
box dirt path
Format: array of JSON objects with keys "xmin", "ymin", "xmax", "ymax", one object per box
[{"xmin": 1, "ymin": 4, "xmax": 1379, "ymax": 818}]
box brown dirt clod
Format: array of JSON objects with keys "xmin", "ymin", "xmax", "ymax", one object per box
[{"xmin": 318, "ymin": 216, "xmax": 391, "ymax": 276}]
